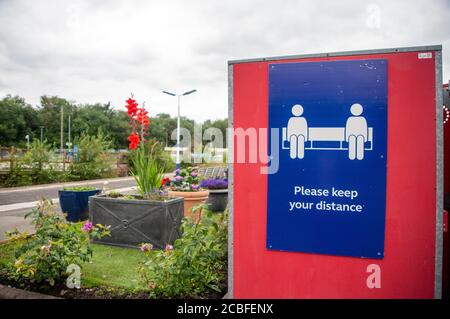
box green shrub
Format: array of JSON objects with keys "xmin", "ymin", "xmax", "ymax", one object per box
[
  {"xmin": 22, "ymin": 140, "xmax": 52, "ymax": 171},
  {"xmin": 4, "ymin": 160, "xmax": 32, "ymax": 186},
  {"xmin": 4, "ymin": 199, "xmax": 110, "ymax": 286},
  {"xmin": 70, "ymin": 132, "xmax": 114, "ymax": 180},
  {"xmin": 138, "ymin": 206, "xmax": 227, "ymax": 298},
  {"xmin": 3, "ymin": 140, "xmax": 76, "ymax": 187},
  {"xmin": 21, "ymin": 140, "xmax": 57, "ymax": 184}
]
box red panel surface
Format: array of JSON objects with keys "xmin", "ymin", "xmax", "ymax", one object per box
[{"xmin": 233, "ymin": 51, "xmax": 437, "ymax": 298}]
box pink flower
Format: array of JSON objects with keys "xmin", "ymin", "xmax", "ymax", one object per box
[
  {"xmin": 140, "ymin": 243, "xmax": 153, "ymax": 252},
  {"xmin": 191, "ymin": 171, "xmax": 198, "ymax": 177},
  {"xmin": 41, "ymin": 241, "xmax": 52, "ymax": 254},
  {"xmin": 82, "ymin": 221, "xmax": 93, "ymax": 232},
  {"xmin": 165, "ymin": 244, "xmax": 174, "ymax": 251}
]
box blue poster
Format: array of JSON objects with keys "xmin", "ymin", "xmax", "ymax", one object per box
[{"xmin": 266, "ymin": 59, "xmax": 387, "ymax": 259}]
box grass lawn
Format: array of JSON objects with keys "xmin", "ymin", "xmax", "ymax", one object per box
[
  {"xmin": 82, "ymin": 244, "xmax": 145, "ymax": 290},
  {"xmin": 0, "ymin": 240, "xmax": 147, "ymax": 292}
]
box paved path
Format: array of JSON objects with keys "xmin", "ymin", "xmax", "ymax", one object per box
[
  {"xmin": 0, "ymin": 177, "xmax": 137, "ymax": 240},
  {"xmin": 0, "ymin": 284, "xmax": 60, "ymax": 299}
]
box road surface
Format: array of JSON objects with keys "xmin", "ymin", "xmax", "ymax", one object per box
[{"xmin": 0, "ymin": 177, "xmax": 137, "ymax": 240}]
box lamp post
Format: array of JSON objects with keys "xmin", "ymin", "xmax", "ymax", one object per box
[
  {"xmin": 25, "ymin": 135, "xmax": 30, "ymax": 150},
  {"xmin": 60, "ymin": 104, "xmax": 64, "ymax": 157},
  {"xmin": 40, "ymin": 126, "xmax": 45, "ymax": 142},
  {"xmin": 67, "ymin": 114, "xmax": 72, "ymax": 151},
  {"xmin": 162, "ymin": 89, "xmax": 197, "ymax": 169}
]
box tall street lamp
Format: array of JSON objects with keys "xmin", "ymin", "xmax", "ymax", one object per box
[
  {"xmin": 162, "ymin": 89, "xmax": 197, "ymax": 169},
  {"xmin": 40, "ymin": 126, "xmax": 45, "ymax": 142},
  {"xmin": 25, "ymin": 135, "xmax": 30, "ymax": 150}
]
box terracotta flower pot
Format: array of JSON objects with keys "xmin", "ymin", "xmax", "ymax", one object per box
[{"xmin": 168, "ymin": 189, "xmax": 209, "ymax": 222}]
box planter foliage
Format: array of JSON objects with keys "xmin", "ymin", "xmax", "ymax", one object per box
[
  {"xmin": 3, "ymin": 199, "xmax": 109, "ymax": 286},
  {"xmin": 139, "ymin": 207, "xmax": 228, "ymax": 298}
]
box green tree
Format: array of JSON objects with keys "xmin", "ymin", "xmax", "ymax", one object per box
[
  {"xmin": 0, "ymin": 95, "xmax": 40, "ymax": 146},
  {"xmin": 108, "ymin": 110, "xmax": 130, "ymax": 149},
  {"xmin": 0, "ymin": 94, "xmax": 229, "ymax": 153},
  {"xmin": 39, "ymin": 96, "xmax": 74, "ymax": 147}
]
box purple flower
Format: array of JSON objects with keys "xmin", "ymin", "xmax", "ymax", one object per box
[
  {"xmin": 175, "ymin": 175, "xmax": 184, "ymax": 182},
  {"xmin": 191, "ymin": 171, "xmax": 198, "ymax": 177},
  {"xmin": 140, "ymin": 243, "xmax": 153, "ymax": 252},
  {"xmin": 191, "ymin": 184, "xmax": 199, "ymax": 191},
  {"xmin": 165, "ymin": 244, "xmax": 174, "ymax": 251},
  {"xmin": 174, "ymin": 169, "xmax": 181, "ymax": 175},
  {"xmin": 82, "ymin": 221, "xmax": 93, "ymax": 232},
  {"xmin": 200, "ymin": 178, "xmax": 228, "ymax": 190}
]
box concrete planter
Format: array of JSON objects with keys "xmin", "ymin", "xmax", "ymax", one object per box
[
  {"xmin": 206, "ymin": 189, "xmax": 228, "ymax": 212},
  {"xmin": 168, "ymin": 190, "xmax": 209, "ymax": 222},
  {"xmin": 89, "ymin": 195, "xmax": 184, "ymax": 249}
]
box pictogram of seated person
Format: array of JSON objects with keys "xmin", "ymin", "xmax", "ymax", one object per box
[
  {"xmin": 287, "ymin": 104, "xmax": 308, "ymax": 159},
  {"xmin": 345, "ymin": 103, "xmax": 368, "ymax": 160}
]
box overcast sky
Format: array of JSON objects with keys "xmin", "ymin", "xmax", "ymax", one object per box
[{"xmin": 0, "ymin": 0, "xmax": 449, "ymax": 121}]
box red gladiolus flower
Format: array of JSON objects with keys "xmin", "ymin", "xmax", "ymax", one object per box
[
  {"xmin": 128, "ymin": 132, "xmax": 140, "ymax": 150},
  {"xmin": 125, "ymin": 98, "xmax": 139, "ymax": 118},
  {"xmin": 136, "ymin": 108, "xmax": 149, "ymax": 128},
  {"xmin": 125, "ymin": 94, "xmax": 150, "ymax": 149}
]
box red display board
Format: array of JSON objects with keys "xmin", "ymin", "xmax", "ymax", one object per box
[
  {"xmin": 443, "ymin": 83, "xmax": 450, "ymax": 299},
  {"xmin": 228, "ymin": 46, "xmax": 443, "ymax": 298}
]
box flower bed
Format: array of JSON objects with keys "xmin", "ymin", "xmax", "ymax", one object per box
[
  {"xmin": 0, "ymin": 241, "xmax": 150, "ymax": 298},
  {"xmin": 0, "ymin": 201, "xmax": 228, "ymax": 299}
]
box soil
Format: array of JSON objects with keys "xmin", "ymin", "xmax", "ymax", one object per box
[
  {"xmin": 0, "ymin": 271, "xmax": 227, "ymax": 299},
  {"xmin": 0, "ymin": 277, "xmax": 148, "ymax": 299},
  {"xmin": 105, "ymin": 192, "xmax": 173, "ymax": 202}
]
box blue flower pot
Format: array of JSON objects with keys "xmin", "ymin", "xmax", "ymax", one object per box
[{"xmin": 58, "ymin": 189, "xmax": 100, "ymax": 222}]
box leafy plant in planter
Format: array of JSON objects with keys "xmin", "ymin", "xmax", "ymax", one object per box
[
  {"xmin": 4, "ymin": 199, "xmax": 109, "ymax": 286},
  {"xmin": 167, "ymin": 167, "xmax": 209, "ymax": 221},
  {"xmin": 89, "ymin": 95, "xmax": 184, "ymax": 249},
  {"xmin": 128, "ymin": 137, "xmax": 175, "ymax": 175},
  {"xmin": 130, "ymin": 143, "xmax": 164, "ymax": 199},
  {"xmin": 138, "ymin": 206, "xmax": 228, "ymax": 298},
  {"xmin": 200, "ymin": 178, "xmax": 228, "ymax": 212}
]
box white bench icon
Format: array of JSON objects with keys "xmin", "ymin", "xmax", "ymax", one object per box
[{"xmin": 282, "ymin": 104, "xmax": 373, "ymax": 160}]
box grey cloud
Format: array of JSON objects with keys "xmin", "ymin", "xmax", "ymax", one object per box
[{"xmin": 0, "ymin": 0, "xmax": 449, "ymax": 121}]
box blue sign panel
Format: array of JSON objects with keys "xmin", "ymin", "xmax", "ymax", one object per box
[{"xmin": 267, "ymin": 59, "xmax": 387, "ymax": 259}]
